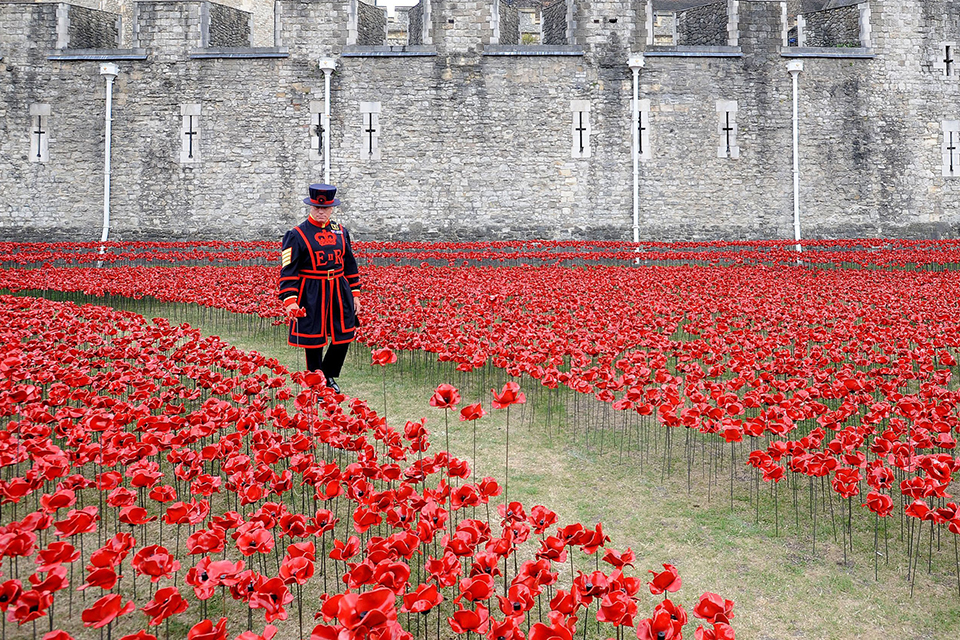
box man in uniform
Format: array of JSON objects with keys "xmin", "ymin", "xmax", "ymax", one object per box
[{"xmin": 279, "ymin": 184, "xmax": 360, "ymax": 392}]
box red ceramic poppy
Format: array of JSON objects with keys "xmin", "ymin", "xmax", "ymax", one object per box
[
  {"xmin": 401, "ymin": 583, "xmax": 443, "ymax": 613},
  {"xmin": 692, "ymin": 592, "xmax": 735, "ymax": 624},
  {"xmin": 248, "ymin": 577, "xmax": 294, "ymax": 623},
  {"xmin": 132, "ymin": 545, "xmax": 180, "ymax": 582},
  {"xmin": 448, "ymin": 602, "xmax": 490, "ymax": 635},
  {"xmin": 141, "ymin": 586, "xmax": 189, "ymax": 625},
  {"xmin": 430, "ymin": 384, "xmax": 461, "ymax": 409},
  {"xmin": 459, "ymin": 403, "xmax": 486, "ymax": 421},
  {"xmin": 81, "ymin": 593, "xmax": 136, "ymax": 629},
  {"xmin": 648, "ymin": 564, "xmax": 682, "ymax": 595},
  {"xmin": 187, "ymin": 617, "xmax": 228, "ymax": 640}
]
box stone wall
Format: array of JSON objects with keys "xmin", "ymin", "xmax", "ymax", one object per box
[
  {"xmin": 498, "ymin": 0, "xmax": 519, "ymax": 44},
  {"xmin": 677, "ymin": 1, "xmax": 727, "ymax": 46},
  {"xmin": 65, "ymin": 4, "xmax": 120, "ymax": 49},
  {"xmin": 802, "ymin": 3, "xmax": 860, "ymax": 47},
  {"xmin": 407, "ymin": 2, "xmax": 423, "ymax": 44},
  {"xmin": 207, "ymin": 2, "xmax": 251, "ymax": 47},
  {"xmin": 2, "ymin": 0, "xmax": 960, "ymax": 243},
  {"xmin": 356, "ymin": 0, "xmax": 385, "ymax": 45},
  {"xmin": 542, "ymin": 0, "xmax": 566, "ymax": 44}
]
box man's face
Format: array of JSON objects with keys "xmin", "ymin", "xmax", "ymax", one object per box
[{"xmin": 312, "ymin": 206, "xmax": 332, "ymax": 224}]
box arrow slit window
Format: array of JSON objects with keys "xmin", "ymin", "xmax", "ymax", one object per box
[
  {"xmin": 636, "ymin": 99, "xmax": 651, "ymax": 162},
  {"xmin": 935, "ymin": 42, "xmax": 956, "ymax": 77},
  {"xmin": 716, "ymin": 100, "xmax": 739, "ymax": 159},
  {"xmin": 310, "ymin": 100, "xmax": 326, "ymax": 163},
  {"xmin": 944, "ymin": 121, "xmax": 959, "ymax": 178},
  {"xmin": 29, "ymin": 104, "xmax": 50, "ymax": 164},
  {"xmin": 571, "ymin": 100, "xmax": 591, "ymax": 159},
  {"xmin": 360, "ymin": 101, "xmax": 381, "ymax": 161},
  {"xmin": 180, "ymin": 104, "xmax": 201, "ymax": 164}
]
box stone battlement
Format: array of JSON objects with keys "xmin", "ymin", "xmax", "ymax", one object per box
[{"xmin": 1, "ymin": 1, "xmax": 959, "ymax": 242}]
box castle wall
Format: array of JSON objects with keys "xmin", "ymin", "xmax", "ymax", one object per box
[{"xmin": 1, "ymin": 0, "xmax": 960, "ymax": 242}]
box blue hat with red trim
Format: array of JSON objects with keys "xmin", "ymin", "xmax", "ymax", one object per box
[{"xmin": 303, "ymin": 183, "xmax": 340, "ymax": 207}]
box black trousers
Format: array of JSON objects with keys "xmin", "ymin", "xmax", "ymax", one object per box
[{"xmin": 305, "ymin": 342, "xmax": 350, "ymax": 379}]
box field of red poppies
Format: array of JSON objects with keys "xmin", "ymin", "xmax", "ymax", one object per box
[{"xmin": 1, "ymin": 239, "xmax": 959, "ymax": 640}]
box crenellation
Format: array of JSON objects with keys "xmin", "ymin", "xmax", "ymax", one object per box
[{"xmin": 2, "ymin": 0, "xmax": 960, "ymax": 241}]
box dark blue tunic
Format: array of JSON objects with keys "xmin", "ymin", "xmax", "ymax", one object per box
[{"xmin": 279, "ymin": 219, "xmax": 360, "ymax": 348}]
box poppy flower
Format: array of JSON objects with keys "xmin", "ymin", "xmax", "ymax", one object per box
[
  {"xmin": 187, "ymin": 618, "xmax": 229, "ymax": 640},
  {"xmin": 81, "ymin": 593, "xmax": 136, "ymax": 629},
  {"xmin": 692, "ymin": 592, "xmax": 735, "ymax": 624},
  {"xmin": 39, "ymin": 489, "xmax": 76, "ymax": 514},
  {"xmin": 648, "ymin": 564, "xmax": 682, "ymax": 595},
  {"xmin": 118, "ymin": 632, "xmax": 157, "ymax": 640},
  {"xmin": 118, "ymin": 505, "xmax": 157, "ymax": 526},
  {"xmin": 601, "ymin": 547, "xmax": 635, "ymax": 569},
  {"xmin": 448, "ymin": 602, "xmax": 489, "ymax": 635},
  {"xmin": 489, "ymin": 616, "xmax": 525, "ymax": 640},
  {"xmin": 236, "ymin": 526, "xmax": 275, "ymax": 556},
  {"xmin": 279, "ymin": 555, "xmax": 315, "ymax": 586},
  {"xmin": 53, "ymin": 506, "xmax": 98, "ymax": 537},
  {"xmin": 459, "ymin": 403, "xmax": 486, "ymax": 421},
  {"xmin": 335, "ymin": 588, "xmax": 398, "ymax": 631},
  {"xmin": 457, "ymin": 573, "xmax": 495, "ymax": 603},
  {"xmin": 132, "ymin": 545, "xmax": 180, "ymax": 582},
  {"xmin": 139, "ymin": 586, "xmax": 189, "ymax": 625},
  {"xmin": 497, "ymin": 583, "xmax": 535, "ymax": 617},
  {"xmin": 78, "ymin": 567, "xmax": 120, "ymax": 591},
  {"xmin": 655, "ymin": 599, "xmax": 688, "ymax": 628},
  {"xmin": 35, "ymin": 542, "xmax": 79, "ymax": 571},
  {"xmin": 529, "ymin": 614, "xmax": 574, "ymax": 640},
  {"xmin": 491, "ymin": 382, "xmax": 526, "ymax": 409},
  {"xmin": 0, "ymin": 578, "xmax": 21, "ymax": 612},
  {"xmin": 329, "ymin": 535, "xmax": 361, "ymax": 561},
  {"xmin": 636, "ymin": 607, "xmax": 680, "ymax": 640},
  {"xmin": 371, "ymin": 348, "xmax": 397, "ymax": 366},
  {"xmin": 8, "ymin": 588, "xmax": 51, "ymax": 624},
  {"xmin": 863, "ymin": 491, "xmax": 894, "ymax": 517},
  {"xmin": 41, "ymin": 631, "xmax": 75, "ymax": 640},
  {"xmin": 248, "ymin": 577, "xmax": 294, "ymax": 623},
  {"xmin": 234, "ymin": 626, "xmax": 278, "ymax": 640},
  {"xmin": 694, "ymin": 622, "xmax": 736, "ymax": 640},
  {"xmin": 430, "ymin": 384, "xmax": 461, "ymax": 409},
  {"xmin": 528, "ymin": 505, "xmax": 559, "ymax": 534},
  {"xmin": 401, "ymin": 583, "xmax": 443, "ymax": 613}
]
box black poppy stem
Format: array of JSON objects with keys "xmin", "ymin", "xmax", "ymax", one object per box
[
  {"xmin": 954, "ymin": 532, "xmax": 960, "ymax": 597},
  {"xmin": 504, "ymin": 406, "xmax": 510, "ymax": 508},
  {"xmin": 444, "ymin": 408, "xmax": 450, "ymax": 458},
  {"xmin": 382, "ymin": 366, "xmax": 388, "ymax": 421},
  {"xmin": 874, "ymin": 512, "xmax": 880, "ymax": 582},
  {"xmin": 297, "ymin": 583, "xmax": 304, "ymax": 640}
]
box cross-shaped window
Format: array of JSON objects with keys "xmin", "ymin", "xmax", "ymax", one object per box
[
  {"xmin": 944, "ymin": 121, "xmax": 960, "ymax": 178},
  {"xmin": 570, "ymin": 100, "xmax": 591, "ymax": 159},
  {"xmin": 716, "ymin": 100, "xmax": 739, "ymax": 159},
  {"xmin": 359, "ymin": 101, "xmax": 381, "ymax": 161},
  {"xmin": 635, "ymin": 98, "xmax": 651, "ymax": 162},
  {"xmin": 936, "ymin": 43, "xmax": 957, "ymax": 77},
  {"xmin": 29, "ymin": 104, "xmax": 50, "ymax": 163},
  {"xmin": 180, "ymin": 104, "xmax": 201, "ymax": 164}
]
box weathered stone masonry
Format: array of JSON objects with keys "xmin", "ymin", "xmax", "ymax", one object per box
[{"xmin": 1, "ymin": 0, "xmax": 959, "ymax": 242}]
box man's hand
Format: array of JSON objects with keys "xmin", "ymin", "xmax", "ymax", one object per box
[
  {"xmin": 353, "ymin": 296, "xmax": 361, "ymax": 315},
  {"xmin": 284, "ymin": 299, "xmax": 306, "ymax": 319}
]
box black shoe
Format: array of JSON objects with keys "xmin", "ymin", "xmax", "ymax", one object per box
[{"xmin": 326, "ymin": 378, "xmax": 341, "ymax": 394}]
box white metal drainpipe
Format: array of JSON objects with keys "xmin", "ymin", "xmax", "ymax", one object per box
[
  {"xmin": 318, "ymin": 58, "xmax": 337, "ymax": 184},
  {"xmin": 628, "ymin": 54, "xmax": 645, "ymax": 245},
  {"xmin": 788, "ymin": 60, "xmax": 803, "ymax": 254},
  {"xmin": 99, "ymin": 63, "xmax": 119, "ymax": 255}
]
